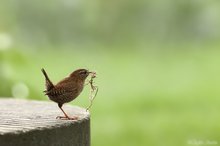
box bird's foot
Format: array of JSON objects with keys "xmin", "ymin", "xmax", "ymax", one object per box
[{"xmin": 56, "ymin": 116, "xmax": 78, "ymax": 120}]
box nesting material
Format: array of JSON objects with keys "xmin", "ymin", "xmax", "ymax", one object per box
[{"xmin": 86, "ymin": 72, "xmax": 98, "ymax": 111}]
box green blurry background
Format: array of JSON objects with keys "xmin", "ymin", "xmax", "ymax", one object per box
[{"xmin": 0, "ymin": 0, "xmax": 220, "ymax": 146}]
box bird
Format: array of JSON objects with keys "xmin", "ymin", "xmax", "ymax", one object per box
[{"xmin": 41, "ymin": 68, "xmax": 91, "ymax": 120}]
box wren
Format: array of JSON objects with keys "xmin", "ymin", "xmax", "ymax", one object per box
[{"xmin": 41, "ymin": 68, "xmax": 91, "ymax": 120}]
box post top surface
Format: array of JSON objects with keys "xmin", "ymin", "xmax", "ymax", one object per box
[{"xmin": 0, "ymin": 98, "xmax": 90, "ymax": 135}]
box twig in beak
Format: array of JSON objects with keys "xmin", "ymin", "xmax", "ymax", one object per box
[{"xmin": 86, "ymin": 71, "xmax": 98, "ymax": 111}]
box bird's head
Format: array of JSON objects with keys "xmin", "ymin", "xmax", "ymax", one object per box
[{"xmin": 70, "ymin": 69, "xmax": 90, "ymax": 80}]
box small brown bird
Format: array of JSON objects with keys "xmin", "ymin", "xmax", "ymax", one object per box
[{"xmin": 41, "ymin": 68, "xmax": 91, "ymax": 120}]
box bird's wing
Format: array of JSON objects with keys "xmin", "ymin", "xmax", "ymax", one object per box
[{"xmin": 45, "ymin": 86, "xmax": 77, "ymax": 97}]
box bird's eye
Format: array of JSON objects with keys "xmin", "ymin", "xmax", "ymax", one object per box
[{"xmin": 80, "ymin": 70, "xmax": 87, "ymax": 75}]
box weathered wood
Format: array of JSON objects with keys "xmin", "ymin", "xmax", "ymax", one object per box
[{"xmin": 0, "ymin": 98, "xmax": 90, "ymax": 146}]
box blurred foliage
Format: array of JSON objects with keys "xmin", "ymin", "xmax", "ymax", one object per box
[
  {"xmin": 0, "ymin": 0, "xmax": 220, "ymax": 146},
  {"xmin": 0, "ymin": 0, "xmax": 220, "ymax": 46}
]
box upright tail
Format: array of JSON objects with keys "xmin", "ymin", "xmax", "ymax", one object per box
[{"xmin": 41, "ymin": 68, "xmax": 54, "ymax": 92}]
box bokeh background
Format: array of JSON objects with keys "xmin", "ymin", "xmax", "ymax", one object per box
[{"xmin": 1, "ymin": 0, "xmax": 220, "ymax": 146}]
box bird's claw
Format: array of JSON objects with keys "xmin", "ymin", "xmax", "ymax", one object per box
[{"xmin": 56, "ymin": 116, "xmax": 78, "ymax": 120}]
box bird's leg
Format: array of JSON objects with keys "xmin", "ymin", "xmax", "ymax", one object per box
[{"xmin": 56, "ymin": 104, "xmax": 78, "ymax": 120}]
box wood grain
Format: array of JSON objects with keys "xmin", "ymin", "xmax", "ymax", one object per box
[{"xmin": 0, "ymin": 98, "xmax": 90, "ymax": 146}]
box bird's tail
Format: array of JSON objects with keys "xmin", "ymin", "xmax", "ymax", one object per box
[{"xmin": 41, "ymin": 68, "xmax": 54, "ymax": 92}]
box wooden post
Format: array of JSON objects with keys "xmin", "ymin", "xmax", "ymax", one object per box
[{"xmin": 0, "ymin": 98, "xmax": 90, "ymax": 146}]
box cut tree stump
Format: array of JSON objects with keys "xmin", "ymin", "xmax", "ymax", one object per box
[{"xmin": 0, "ymin": 98, "xmax": 90, "ymax": 146}]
